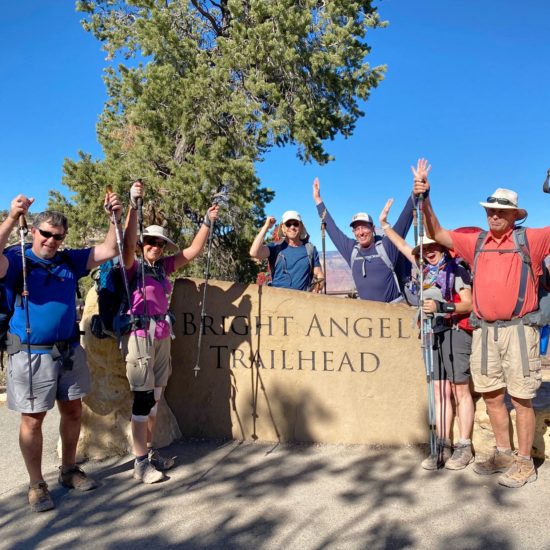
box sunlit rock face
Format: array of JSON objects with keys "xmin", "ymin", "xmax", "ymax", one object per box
[{"xmin": 76, "ymin": 288, "xmax": 181, "ymax": 461}]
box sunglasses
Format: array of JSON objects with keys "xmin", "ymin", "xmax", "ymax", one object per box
[
  {"xmin": 284, "ymin": 221, "xmax": 300, "ymax": 228},
  {"xmin": 38, "ymin": 228, "xmax": 65, "ymax": 242},
  {"xmin": 486, "ymin": 196, "xmax": 515, "ymax": 207},
  {"xmin": 145, "ymin": 238, "xmax": 166, "ymax": 248}
]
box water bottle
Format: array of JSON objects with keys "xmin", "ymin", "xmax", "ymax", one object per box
[{"xmin": 540, "ymin": 325, "xmax": 550, "ymax": 355}]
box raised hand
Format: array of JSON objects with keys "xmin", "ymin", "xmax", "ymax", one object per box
[
  {"xmin": 9, "ymin": 195, "xmax": 34, "ymax": 221},
  {"xmin": 207, "ymin": 204, "xmax": 220, "ymax": 222},
  {"xmin": 412, "ymin": 158, "xmax": 431, "ymax": 196},
  {"xmin": 264, "ymin": 216, "xmax": 276, "ymax": 229},
  {"xmin": 130, "ymin": 180, "xmax": 144, "ymax": 209},
  {"xmin": 312, "ymin": 177, "xmax": 322, "ymax": 205},
  {"xmin": 104, "ymin": 192, "xmax": 122, "ymax": 221},
  {"xmin": 379, "ymin": 198, "xmax": 394, "ymax": 229}
]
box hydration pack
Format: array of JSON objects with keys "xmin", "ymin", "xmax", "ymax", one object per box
[
  {"xmin": 471, "ymin": 227, "xmax": 550, "ymax": 327},
  {"xmin": 350, "ymin": 236, "xmax": 414, "ymax": 304},
  {"xmin": 90, "ymin": 258, "xmax": 168, "ymax": 339},
  {"xmin": 0, "ymin": 244, "xmax": 80, "ymax": 352}
]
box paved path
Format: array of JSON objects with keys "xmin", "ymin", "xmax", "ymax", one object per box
[{"xmin": 1, "ymin": 398, "xmax": 550, "ymax": 549}]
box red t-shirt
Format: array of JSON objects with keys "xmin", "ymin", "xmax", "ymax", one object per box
[{"xmin": 450, "ymin": 227, "xmax": 550, "ymax": 322}]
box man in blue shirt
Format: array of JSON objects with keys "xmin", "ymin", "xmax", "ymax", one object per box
[
  {"xmin": 313, "ymin": 178, "xmax": 415, "ymax": 302},
  {"xmin": 0, "ymin": 191, "xmax": 122, "ymax": 513},
  {"xmin": 250, "ymin": 210, "xmax": 323, "ymax": 292}
]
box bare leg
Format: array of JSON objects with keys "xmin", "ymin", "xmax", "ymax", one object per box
[
  {"xmin": 483, "ymin": 389, "xmax": 510, "ymax": 448},
  {"xmin": 147, "ymin": 387, "xmax": 163, "ymax": 449},
  {"xmin": 451, "ymin": 382, "xmax": 475, "ymax": 440},
  {"xmin": 132, "ymin": 419, "xmax": 149, "ymax": 457},
  {"xmin": 511, "ymin": 396, "xmax": 535, "ymax": 456},
  {"xmin": 57, "ymin": 399, "xmax": 83, "ymax": 469},
  {"xmin": 20, "ymin": 412, "xmax": 47, "ymax": 484}
]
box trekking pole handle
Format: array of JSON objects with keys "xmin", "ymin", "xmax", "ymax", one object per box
[{"xmin": 18, "ymin": 215, "xmax": 28, "ymax": 234}]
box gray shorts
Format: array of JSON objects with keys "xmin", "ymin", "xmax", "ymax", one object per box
[
  {"xmin": 432, "ymin": 328, "xmax": 472, "ymax": 383},
  {"xmin": 7, "ymin": 345, "xmax": 90, "ymax": 413}
]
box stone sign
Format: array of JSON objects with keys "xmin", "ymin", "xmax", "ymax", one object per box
[{"xmin": 166, "ymin": 278, "xmax": 427, "ymax": 445}]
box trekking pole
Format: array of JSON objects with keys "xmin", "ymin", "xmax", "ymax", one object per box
[
  {"xmin": 193, "ymin": 185, "xmax": 230, "ymax": 377},
  {"xmin": 417, "ymin": 194, "xmax": 437, "ymax": 459},
  {"xmin": 18, "ymin": 215, "xmax": 35, "ymax": 410},
  {"xmin": 136, "ymin": 196, "xmax": 151, "ymax": 356},
  {"xmin": 193, "ymin": 219, "xmax": 215, "ymax": 378},
  {"xmin": 321, "ymin": 209, "xmax": 327, "ymax": 294}
]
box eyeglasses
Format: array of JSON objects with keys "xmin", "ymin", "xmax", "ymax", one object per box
[
  {"xmin": 284, "ymin": 221, "xmax": 300, "ymax": 228},
  {"xmin": 486, "ymin": 196, "xmax": 515, "ymax": 207},
  {"xmin": 38, "ymin": 228, "xmax": 65, "ymax": 242},
  {"xmin": 145, "ymin": 238, "xmax": 166, "ymax": 248}
]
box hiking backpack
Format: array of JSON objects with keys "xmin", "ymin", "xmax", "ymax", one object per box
[
  {"xmin": 0, "ymin": 244, "xmax": 81, "ymax": 352},
  {"xmin": 267, "ymin": 241, "xmax": 315, "ymax": 285},
  {"xmin": 472, "ymin": 227, "xmax": 550, "ymax": 326},
  {"xmin": 350, "ymin": 235, "xmax": 414, "ymax": 304},
  {"xmin": 90, "ymin": 258, "xmax": 169, "ymax": 339}
]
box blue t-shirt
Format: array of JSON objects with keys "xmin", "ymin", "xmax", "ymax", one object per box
[
  {"xmin": 268, "ymin": 242, "xmax": 321, "ymax": 291},
  {"xmin": 2, "ymin": 246, "xmax": 91, "ymax": 345}
]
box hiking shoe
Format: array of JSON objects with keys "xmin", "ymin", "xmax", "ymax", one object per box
[
  {"xmin": 148, "ymin": 449, "xmax": 175, "ymax": 471},
  {"xmin": 59, "ymin": 466, "xmax": 98, "ymax": 491},
  {"xmin": 133, "ymin": 460, "xmax": 166, "ymax": 484},
  {"xmin": 498, "ymin": 455, "xmax": 537, "ymax": 488},
  {"xmin": 445, "ymin": 444, "xmax": 474, "ymax": 471},
  {"xmin": 473, "ymin": 448, "xmax": 514, "ymax": 475},
  {"xmin": 28, "ymin": 481, "xmax": 55, "ymax": 513},
  {"xmin": 421, "ymin": 444, "xmax": 452, "ymax": 470}
]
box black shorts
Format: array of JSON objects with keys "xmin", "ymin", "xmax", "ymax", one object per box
[{"xmin": 432, "ymin": 328, "xmax": 472, "ymax": 383}]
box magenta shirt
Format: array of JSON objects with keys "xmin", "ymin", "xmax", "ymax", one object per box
[{"xmin": 127, "ymin": 256, "xmax": 176, "ymax": 340}]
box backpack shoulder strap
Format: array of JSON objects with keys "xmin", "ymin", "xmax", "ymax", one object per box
[
  {"xmin": 511, "ymin": 227, "xmax": 534, "ymax": 317},
  {"xmin": 304, "ymin": 242, "xmax": 314, "ymax": 274}
]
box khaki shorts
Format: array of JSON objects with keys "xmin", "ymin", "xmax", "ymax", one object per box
[
  {"xmin": 470, "ymin": 324, "xmax": 541, "ymax": 399},
  {"xmin": 122, "ymin": 334, "xmax": 172, "ymax": 391}
]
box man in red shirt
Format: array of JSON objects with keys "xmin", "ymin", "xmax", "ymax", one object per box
[{"xmin": 413, "ymin": 161, "xmax": 550, "ymax": 488}]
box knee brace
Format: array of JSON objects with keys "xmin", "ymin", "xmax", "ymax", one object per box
[{"xmin": 132, "ymin": 390, "xmax": 156, "ymax": 417}]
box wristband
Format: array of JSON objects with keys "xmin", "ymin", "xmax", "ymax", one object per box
[
  {"xmin": 436, "ymin": 301, "xmax": 456, "ymax": 313},
  {"xmin": 111, "ymin": 218, "xmax": 122, "ymax": 225},
  {"xmin": 203, "ymin": 214, "xmax": 212, "ymax": 228}
]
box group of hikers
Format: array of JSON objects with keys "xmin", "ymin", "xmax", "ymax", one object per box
[{"xmin": 1, "ymin": 157, "xmax": 549, "ymax": 514}]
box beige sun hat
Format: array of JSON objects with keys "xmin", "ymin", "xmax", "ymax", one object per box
[
  {"xmin": 411, "ymin": 236, "xmax": 439, "ymax": 257},
  {"xmin": 479, "ymin": 188, "xmax": 528, "ymax": 220},
  {"xmin": 278, "ymin": 210, "xmax": 309, "ymax": 240},
  {"xmin": 142, "ymin": 225, "xmax": 179, "ymax": 253}
]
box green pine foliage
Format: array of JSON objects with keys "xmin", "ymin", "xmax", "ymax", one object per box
[{"xmin": 55, "ymin": 0, "xmax": 386, "ymax": 281}]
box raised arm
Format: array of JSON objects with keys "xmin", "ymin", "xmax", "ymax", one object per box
[
  {"xmin": 379, "ymin": 198, "xmax": 415, "ymax": 264},
  {"xmin": 122, "ymin": 180, "xmax": 142, "ymax": 269},
  {"xmin": 412, "ymin": 158, "xmax": 453, "ymax": 250},
  {"xmin": 249, "ymin": 216, "xmax": 276, "ymax": 261},
  {"xmin": 0, "ymin": 195, "xmax": 35, "ymax": 278},
  {"xmin": 86, "ymin": 191, "xmax": 123, "ymax": 270},
  {"xmin": 173, "ymin": 205, "xmax": 220, "ymax": 271}
]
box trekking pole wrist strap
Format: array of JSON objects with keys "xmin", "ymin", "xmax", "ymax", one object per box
[{"xmin": 203, "ymin": 214, "xmax": 212, "ymax": 228}]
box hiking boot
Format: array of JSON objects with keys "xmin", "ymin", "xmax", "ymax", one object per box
[
  {"xmin": 445, "ymin": 443, "xmax": 474, "ymax": 471},
  {"xmin": 59, "ymin": 466, "xmax": 98, "ymax": 491},
  {"xmin": 421, "ymin": 444, "xmax": 452, "ymax": 470},
  {"xmin": 473, "ymin": 448, "xmax": 514, "ymax": 475},
  {"xmin": 28, "ymin": 481, "xmax": 55, "ymax": 513},
  {"xmin": 498, "ymin": 455, "xmax": 537, "ymax": 488},
  {"xmin": 133, "ymin": 459, "xmax": 166, "ymax": 484},
  {"xmin": 148, "ymin": 449, "xmax": 175, "ymax": 471}
]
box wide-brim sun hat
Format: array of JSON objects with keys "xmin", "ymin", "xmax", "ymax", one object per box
[
  {"xmin": 142, "ymin": 225, "xmax": 179, "ymax": 253},
  {"xmin": 349, "ymin": 212, "xmax": 374, "ymax": 227},
  {"xmin": 279, "ymin": 210, "xmax": 308, "ymax": 240},
  {"xmin": 479, "ymin": 188, "xmax": 528, "ymax": 221},
  {"xmin": 411, "ymin": 236, "xmax": 440, "ymax": 257}
]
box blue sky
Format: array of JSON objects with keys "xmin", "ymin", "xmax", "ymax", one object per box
[{"xmin": 1, "ymin": 1, "xmax": 549, "ymax": 250}]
